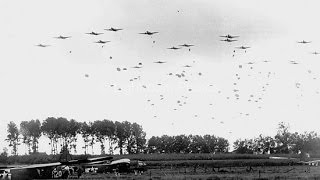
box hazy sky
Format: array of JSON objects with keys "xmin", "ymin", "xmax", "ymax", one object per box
[{"xmin": 1, "ymin": 0, "xmax": 320, "ymax": 154}]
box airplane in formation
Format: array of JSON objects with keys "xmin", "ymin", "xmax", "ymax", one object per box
[
  {"xmin": 236, "ymin": 46, "xmax": 250, "ymax": 49},
  {"xmin": 221, "ymin": 39, "xmax": 238, "ymax": 42},
  {"xmin": 104, "ymin": 27, "xmax": 123, "ymax": 31},
  {"xmin": 132, "ymin": 66, "xmax": 142, "ymax": 69},
  {"xmin": 289, "ymin": 60, "xmax": 299, "ymax": 64},
  {"xmin": 86, "ymin": 32, "xmax": 103, "ymax": 35},
  {"xmin": 220, "ymin": 34, "xmax": 239, "ymax": 39},
  {"xmin": 36, "ymin": 44, "xmax": 50, "ymax": 47},
  {"xmin": 297, "ymin": 40, "xmax": 311, "ymax": 44},
  {"xmin": 179, "ymin": 44, "xmax": 194, "ymax": 47},
  {"xmin": 94, "ymin": 40, "xmax": 110, "ymax": 44},
  {"xmin": 0, "ymin": 156, "xmax": 147, "ymax": 180},
  {"xmin": 154, "ymin": 61, "xmax": 166, "ymax": 64},
  {"xmin": 54, "ymin": 35, "xmax": 71, "ymax": 39},
  {"xmin": 168, "ymin": 46, "xmax": 180, "ymax": 50},
  {"xmin": 139, "ymin": 31, "xmax": 159, "ymax": 35}
]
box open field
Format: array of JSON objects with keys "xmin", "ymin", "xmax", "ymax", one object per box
[
  {"xmin": 79, "ymin": 165, "xmax": 320, "ymax": 179},
  {"xmin": 5, "ymin": 154, "xmax": 319, "ymax": 179},
  {"xmin": 77, "ymin": 154, "xmax": 319, "ymax": 179}
]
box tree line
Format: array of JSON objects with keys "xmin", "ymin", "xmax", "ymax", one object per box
[
  {"xmin": 5, "ymin": 119, "xmax": 320, "ymax": 156},
  {"xmin": 147, "ymin": 135, "xmax": 229, "ymax": 154},
  {"xmin": 233, "ymin": 122, "xmax": 320, "ymax": 155},
  {"xmin": 5, "ymin": 117, "xmax": 230, "ymax": 156},
  {"xmin": 6, "ymin": 118, "xmax": 146, "ymax": 156}
]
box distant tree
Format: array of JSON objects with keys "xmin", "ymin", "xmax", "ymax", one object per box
[
  {"xmin": 299, "ymin": 131, "xmax": 320, "ymax": 154},
  {"xmin": 42, "ymin": 117, "xmax": 60, "ymax": 154},
  {"xmin": 274, "ymin": 122, "xmax": 291, "ymax": 153},
  {"xmin": 80, "ymin": 122, "xmax": 93, "ymax": 155},
  {"xmin": 130, "ymin": 122, "xmax": 147, "ymax": 154},
  {"xmin": 92, "ymin": 120, "xmax": 106, "ymax": 154},
  {"xmin": 28, "ymin": 120, "xmax": 42, "ymax": 154},
  {"xmin": 65, "ymin": 119, "xmax": 80, "ymax": 154},
  {"xmin": 172, "ymin": 135, "xmax": 190, "ymax": 153},
  {"xmin": 215, "ymin": 137, "xmax": 229, "ymax": 153},
  {"xmin": 290, "ymin": 132, "xmax": 305, "ymax": 154},
  {"xmin": 20, "ymin": 121, "xmax": 32, "ymax": 154},
  {"xmin": 103, "ymin": 120, "xmax": 116, "ymax": 155},
  {"xmin": 0, "ymin": 148, "xmax": 8, "ymax": 163},
  {"xmin": 147, "ymin": 136, "xmax": 161, "ymax": 153},
  {"xmin": 123, "ymin": 121, "xmax": 133, "ymax": 154},
  {"xmin": 254, "ymin": 135, "xmax": 276, "ymax": 154},
  {"xmin": 189, "ymin": 135, "xmax": 206, "ymax": 153},
  {"xmin": 233, "ymin": 139, "xmax": 254, "ymax": 154},
  {"xmin": 6, "ymin": 121, "xmax": 20, "ymax": 155},
  {"xmin": 203, "ymin": 135, "xmax": 217, "ymax": 153},
  {"xmin": 114, "ymin": 121, "xmax": 128, "ymax": 155},
  {"xmin": 159, "ymin": 135, "xmax": 175, "ymax": 153}
]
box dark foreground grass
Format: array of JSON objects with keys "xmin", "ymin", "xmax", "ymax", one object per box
[{"xmin": 78, "ymin": 165, "xmax": 320, "ymax": 179}]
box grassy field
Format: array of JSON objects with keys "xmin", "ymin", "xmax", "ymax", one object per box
[
  {"xmin": 77, "ymin": 153, "xmax": 319, "ymax": 179},
  {"xmin": 110, "ymin": 153, "xmax": 300, "ymax": 168},
  {"xmin": 6, "ymin": 153, "xmax": 320, "ymax": 179},
  {"xmin": 80, "ymin": 165, "xmax": 320, "ymax": 179}
]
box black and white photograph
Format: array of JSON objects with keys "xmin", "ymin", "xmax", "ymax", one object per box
[{"xmin": 1, "ymin": 0, "xmax": 320, "ymax": 179}]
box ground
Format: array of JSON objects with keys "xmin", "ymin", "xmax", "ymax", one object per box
[{"xmin": 77, "ymin": 165, "xmax": 320, "ymax": 180}]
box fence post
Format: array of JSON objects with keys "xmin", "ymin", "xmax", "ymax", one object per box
[
  {"xmin": 259, "ymin": 170, "xmax": 261, "ymax": 178},
  {"xmin": 149, "ymin": 170, "xmax": 152, "ymax": 180}
]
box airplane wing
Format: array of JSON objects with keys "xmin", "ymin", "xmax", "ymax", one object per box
[
  {"xmin": 62, "ymin": 156, "xmax": 113, "ymax": 165},
  {"xmin": 13, "ymin": 162, "xmax": 62, "ymax": 169},
  {"xmin": 110, "ymin": 158, "xmax": 130, "ymax": 165},
  {"xmin": 82, "ymin": 158, "xmax": 130, "ymax": 167}
]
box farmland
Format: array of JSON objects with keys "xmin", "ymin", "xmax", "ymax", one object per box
[
  {"xmin": 80, "ymin": 164, "xmax": 320, "ymax": 179},
  {"xmin": 80, "ymin": 153, "xmax": 320, "ymax": 179}
]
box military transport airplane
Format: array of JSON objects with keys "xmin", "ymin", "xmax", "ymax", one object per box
[
  {"xmin": 311, "ymin": 51, "xmax": 319, "ymax": 55},
  {"xmin": 297, "ymin": 40, "xmax": 311, "ymax": 44},
  {"xmin": 220, "ymin": 39, "xmax": 238, "ymax": 42},
  {"xmin": 104, "ymin": 27, "xmax": 123, "ymax": 31},
  {"xmin": 139, "ymin": 31, "xmax": 159, "ymax": 35},
  {"xmin": 220, "ymin": 34, "xmax": 239, "ymax": 39},
  {"xmin": 132, "ymin": 66, "xmax": 142, "ymax": 69},
  {"xmin": 1, "ymin": 156, "xmax": 112, "ymax": 180},
  {"xmin": 179, "ymin": 44, "xmax": 194, "ymax": 47},
  {"xmin": 88, "ymin": 158, "xmax": 147, "ymax": 174},
  {"xmin": 86, "ymin": 32, "xmax": 103, "ymax": 35},
  {"xmin": 168, "ymin": 46, "xmax": 180, "ymax": 50},
  {"xmin": 54, "ymin": 35, "xmax": 71, "ymax": 39},
  {"xmin": 154, "ymin": 61, "xmax": 166, "ymax": 64},
  {"xmin": 94, "ymin": 40, "xmax": 110, "ymax": 44},
  {"xmin": 36, "ymin": 44, "xmax": 50, "ymax": 47},
  {"xmin": 236, "ymin": 46, "xmax": 250, "ymax": 49}
]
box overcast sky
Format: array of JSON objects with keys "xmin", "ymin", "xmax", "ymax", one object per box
[{"xmin": 1, "ymin": 0, "xmax": 320, "ymax": 154}]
